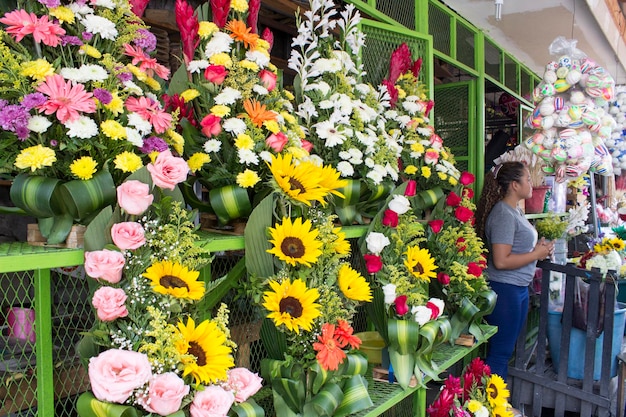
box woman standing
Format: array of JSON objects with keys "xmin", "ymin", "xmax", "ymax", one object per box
[{"xmin": 475, "ymin": 161, "xmax": 554, "ymax": 379}]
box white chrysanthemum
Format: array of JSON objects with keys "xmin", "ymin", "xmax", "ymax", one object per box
[
  {"xmin": 312, "ymin": 58, "xmax": 342, "ymax": 73},
  {"xmin": 259, "ymin": 150, "xmax": 272, "ymax": 163},
  {"xmin": 245, "ymin": 50, "xmax": 270, "ymax": 68},
  {"xmin": 80, "ymin": 14, "xmax": 118, "ymax": 40},
  {"xmin": 366, "ymin": 165, "xmax": 386, "ymax": 184},
  {"xmin": 384, "ymin": 109, "xmax": 399, "ymax": 120},
  {"xmin": 123, "ymin": 80, "xmax": 143, "ymax": 95},
  {"xmin": 77, "ymin": 64, "xmax": 108, "ymax": 82},
  {"xmin": 354, "ymin": 130, "xmax": 376, "ymax": 148},
  {"xmin": 59, "ymin": 68, "xmax": 82, "ymax": 83},
  {"xmin": 238, "ymin": 149, "xmax": 259, "ymax": 165},
  {"xmin": 203, "ymin": 139, "xmax": 221, "ymax": 153},
  {"xmin": 336, "ymin": 161, "xmax": 354, "ymax": 177},
  {"xmin": 27, "ymin": 115, "xmax": 52, "ymax": 133},
  {"xmin": 69, "ymin": 3, "xmax": 93, "ymax": 15},
  {"xmin": 318, "ymin": 99, "xmax": 334, "ymax": 110},
  {"xmin": 127, "ymin": 113, "xmax": 152, "ymax": 135},
  {"xmin": 354, "ymin": 83, "xmax": 371, "ymax": 96},
  {"xmin": 253, "ymin": 85, "xmax": 268, "ymax": 95},
  {"xmin": 352, "ymin": 100, "xmax": 376, "ymax": 123},
  {"xmin": 402, "ymin": 100, "xmax": 421, "ymax": 115},
  {"xmin": 222, "ymin": 118, "xmax": 247, "ymax": 136},
  {"xmin": 93, "ymin": 0, "xmax": 116, "ymax": 9},
  {"xmin": 333, "ymin": 94, "xmax": 353, "ymax": 116},
  {"xmin": 64, "ymin": 116, "xmax": 98, "ymax": 139},
  {"xmin": 339, "ymin": 148, "xmax": 363, "ymax": 165},
  {"xmin": 314, "ymin": 120, "xmax": 345, "ymax": 147},
  {"xmin": 204, "ymin": 32, "xmax": 233, "ymax": 58},
  {"xmin": 214, "ymin": 87, "xmax": 242, "ymax": 105},
  {"xmin": 187, "ymin": 60, "xmax": 209, "ymax": 73},
  {"xmin": 417, "ymin": 126, "xmax": 433, "ymax": 137},
  {"xmin": 305, "ymin": 81, "xmax": 331, "ymax": 97},
  {"xmin": 332, "ymin": 50, "xmax": 357, "ymax": 74},
  {"xmin": 125, "ymin": 128, "xmax": 144, "ymax": 147},
  {"xmin": 364, "ymin": 157, "xmax": 375, "ymax": 168},
  {"xmin": 397, "ymin": 115, "xmax": 412, "ymax": 127}
]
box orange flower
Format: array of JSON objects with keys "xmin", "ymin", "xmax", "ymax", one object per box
[
  {"xmin": 313, "ymin": 323, "xmax": 346, "ymax": 371},
  {"xmin": 334, "ymin": 319, "xmax": 361, "ymax": 349},
  {"xmin": 242, "ymin": 99, "xmax": 277, "ymax": 128},
  {"xmin": 225, "ymin": 19, "xmax": 258, "ymax": 49}
]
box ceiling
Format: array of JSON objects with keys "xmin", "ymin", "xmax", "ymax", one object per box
[{"xmin": 441, "ymin": 0, "xmax": 626, "ymax": 85}]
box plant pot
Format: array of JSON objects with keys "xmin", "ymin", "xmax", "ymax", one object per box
[{"xmin": 524, "ymin": 185, "xmax": 551, "ymax": 214}]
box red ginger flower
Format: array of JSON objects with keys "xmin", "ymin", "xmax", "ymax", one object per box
[
  {"xmin": 247, "ymin": 0, "xmax": 261, "ymax": 33},
  {"xmin": 411, "ymin": 57, "xmax": 423, "ymax": 78},
  {"xmin": 129, "ymin": 0, "xmax": 150, "ymax": 17},
  {"xmin": 162, "ymin": 93, "xmax": 198, "ymax": 128},
  {"xmin": 211, "ymin": 0, "xmax": 231, "ymax": 28},
  {"xmin": 262, "ymin": 27, "xmax": 274, "ymax": 51},
  {"xmin": 175, "ymin": 0, "xmax": 199, "ymax": 65},
  {"xmin": 388, "ymin": 42, "xmax": 412, "ymax": 84}
]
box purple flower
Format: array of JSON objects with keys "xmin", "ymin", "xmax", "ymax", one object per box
[
  {"xmin": 134, "ymin": 29, "xmax": 157, "ymax": 52},
  {"xmin": 117, "ymin": 71, "xmax": 133, "ymax": 83},
  {"xmin": 0, "ymin": 99, "xmax": 7, "ymax": 110},
  {"xmin": 0, "ymin": 104, "xmax": 31, "ymax": 140},
  {"xmin": 82, "ymin": 32, "xmax": 93, "ymax": 42},
  {"xmin": 49, "ymin": 139, "xmax": 58, "ymax": 147},
  {"xmin": 38, "ymin": 0, "xmax": 61, "ymax": 6},
  {"xmin": 61, "ymin": 35, "xmax": 83, "ymax": 47},
  {"xmin": 93, "ymin": 88, "xmax": 113, "ymax": 105},
  {"xmin": 21, "ymin": 93, "xmax": 46, "ymax": 110},
  {"xmin": 140, "ymin": 136, "xmax": 169, "ymax": 154}
]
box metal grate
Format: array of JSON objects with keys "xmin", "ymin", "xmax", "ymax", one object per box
[
  {"xmin": 484, "ymin": 39, "xmax": 501, "ymax": 81},
  {"xmin": 434, "ymin": 83, "xmax": 472, "ymax": 173},
  {"xmin": 455, "ymin": 21, "xmax": 476, "ymax": 69},
  {"xmin": 373, "ymin": 0, "xmax": 416, "ymax": 30},
  {"xmin": 428, "ymin": 2, "xmax": 451, "ymax": 57},
  {"xmin": 504, "ymin": 53, "xmax": 517, "ymax": 93}
]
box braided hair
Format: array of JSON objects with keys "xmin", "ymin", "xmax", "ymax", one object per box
[{"xmin": 474, "ymin": 161, "xmax": 526, "ymax": 241}]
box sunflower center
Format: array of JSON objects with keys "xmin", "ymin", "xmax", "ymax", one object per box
[
  {"xmin": 279, "ymin": 296, "xmax": 303, "ymax": 318},
  {"xmin": 281, "ymin": 237, "xmax": 305, "ymax": 258},
  {"xmin": 188, "ymin": 341, "xmax": 207, "ymax": 366},
  {"xmin": 288, "ymin": 177, "xmax": 306, "ymax": 193},
  {"xmin": 160, "ymin": 274, "xmax": 189, "ymax": 290},
  {"xmin": 413, "ymin": 262, "xmax": 424, "ymax": 275},
  {"xmin": 488, "ymin": 384, "xmax": 497, "ymax": 399}
]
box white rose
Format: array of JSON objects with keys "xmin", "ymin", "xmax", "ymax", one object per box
[
  {"xmin": 382, "ymin": 284, "xmax": 396, "ymax": 305},
  {"xmin": 388, "ymin": 195, "xmax": 411, "ymax": 215},
  {"xmin": 411, "ymin": 306, "xmax": 431, "ymax": 325},
  {"xmin": 365, "ymin": 232, "xmax": 390, "ymax": 255}
]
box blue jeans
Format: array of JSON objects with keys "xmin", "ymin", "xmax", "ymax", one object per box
[{"xmin": 485, "ymin": 280, "xmax": 529, "ymax": 379}]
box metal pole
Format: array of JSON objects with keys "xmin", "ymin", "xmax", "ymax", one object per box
[{"xmin": 588, "ymin": 171, "xmax": 599, "ymax": 239}]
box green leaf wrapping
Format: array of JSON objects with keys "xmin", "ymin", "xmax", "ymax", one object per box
[
  {"xmin": 228, "ymin": 398, "xmax": 265, "ymax": 417},
  {"xmin": 209, "ymin": 184, "xmax": 252, "ymax": 225},
  {"xmin": 76, "ymin": 392, "xmax": 143, "ymax": 417},
  {"xmin": 334, "ymin": 179, "xmax": 361, "ymax": 225},
  {"xmin": 10, "ymin": 173, "xmax": 62, "ymax": 218},
  {"xmin": 59, "ymin": 170, "xmax": 116, "ymax": 220}
]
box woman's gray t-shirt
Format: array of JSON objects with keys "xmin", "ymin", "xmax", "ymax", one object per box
[{"xmin": 484, "ymin": 201, "xmax": 538, "ymax": 286}]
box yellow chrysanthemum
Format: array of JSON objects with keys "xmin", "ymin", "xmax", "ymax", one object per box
[
  {"xmin": 262, "ymin": 278, "xmax": 321, "ymax": 334},
  {"xmin": 269, "ymin": 154, "xmax": 330, "ymax": 206},
  {"xmin": 209, "ymin": 52, "xmax": 232, "ymax": 67},
  {"xmin": 421, "ymin": 166, "xmax": 431, "ymax": 178},
  {"xmin": 230, "ymin": 0, "xmax": 248, "ymax": 12},
  {"xmin": 198, "ymin": 21, "xmax": 219, "ymax": 38},
  {"xmin": 239, "ymin": 60, "xmax": 259, "ymax": 72},
  {"xmin": 144, "ymin": 76, "xmax": 161, "ymax": 91},
  {"xmin": 256, "ymin": 39, "xmax": 271, "ymax": 51},
  {"xmin": 411, "ymin": 142, "xmax": 425, "ymax": 154},
  {"xmin": 287, "ymin": 145, "xmax": 308, "ymax": 160},
  {"xmin": 180, "ymin": 89, "xmax": 200, "ymax": 102},
  {"xmin": 448, "ymin": 177, "xmax": 458, "ymax": 186},
  {"xmin": 167, "ymin": 129, "xmax": 185, "ymax": 155},
  {"xmin": 49, "ymin": 6, "xmax": 74, "ymax": 23},
  {"xmin": 466, "ymin": 399, "xmax": 483, "ymax": 413},
  {"xmin": 143, "ymin": 260, "xmax": 205, "ymax": 301},
  {"xmin": 101, "ymin": 120, "xmax": 126, "ymax": 140},
  {"xmin": 397, "ymin": 86, "xmax": 407, "ymax": 99},
  {"xmin": 234, "ymin": 133, "xmax": 254, "ymax": 150},
  {"xmin": 283, "ymin": 89, "xmax": 294, "ymax": 101},
  {"xmin": 281, "ymin": 111, "xmax": 296, "ymax": 125},
  {"xmin": 437, "ymin": 172, "xmax": 447, "ymax": 180},
  {"xmin": 404, "ymin": 246, "xmax": 437, "ymax": 282},
  {"xmin": 69, "ymin": 156, "xmax": 98, "ymax": 180},
  {"xmin": 267, "ymin": 217, "xmax": 322, "ymax": 267},
  {"xmin": 127, "ymin": 64, "xmax": 147, "ymax": 81},
  {"xmin": 236, "ymin": 169, "xmax": 260, "ymax": 188},
  {"xmin": 15, "ymin": 145, "xmax": 56, "ymax": 171},
  {"xmin": 263, "ymin": 119, "xmax": 280, "ymax": 134},
  {"xmin": 80, "ymin": 44, "xmax": 101, "ymax": 59},
  {"xmin": 338, "ymin": 264, "xmax": 372, "ymax": 302},
  {"xmin": 211, "ymin": 104, "xmax": 230, "ymax": 118},
  {"xmin": 114, "ymin": 151, "xmax": 143, "ymax": 173},
  {"xmin": 177, "ymin": 317, "xmax": 234, "ymax": 384},
  {"xmin": 105, "ymin": 94, "xmax": 124, "ymax": 115},
  {"xmin": 486, "ymin": 374, "xmax": 510, "ymax": 408},
  {"xmin": 21, "ymin": 59, "xmax": 54, "ymax": 82},
  {"xmin": 404, "ymin": 165, "xmax": 418, "ymax": 175},
  {"xmin": 187, "ymin": 152, "xmax": 210, "ymax": 173}
]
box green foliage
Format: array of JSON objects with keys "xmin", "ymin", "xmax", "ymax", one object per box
[{"xmin": 534, "ymin": 213, "xmax": 568, "ymax": 240}]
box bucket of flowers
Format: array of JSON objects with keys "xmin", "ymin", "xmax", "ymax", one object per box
[
  {"xmin": 242, "ymin": 153, "xmax": 375, "ymax": 416},
  {"xmin": 0, "ymin": 0, "xmax": 181, "ymax": 244},
  {"xmin": 76, "ymin": 152, "xmax": 265, "ymax": 417},
  {"xmin": 166, "ymin": 0, "xmax": 306, "ymax": 229}
]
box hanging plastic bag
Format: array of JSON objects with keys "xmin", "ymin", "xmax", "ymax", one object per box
[{"xmin": 548, "ymin": 36, "xmax": 586, "ymax": 60}]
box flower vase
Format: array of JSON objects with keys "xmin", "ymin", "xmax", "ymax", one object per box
[{"xmin": 524, "ymin": 185, "xmax": 551, "ymax": 214}]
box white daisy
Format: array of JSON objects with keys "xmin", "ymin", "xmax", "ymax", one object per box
[
  {"xmin": 222, "ymin": 118, "xmax": 247, "ymax": 136},
  {"xmin": 314, "ymin": 120, "xmax": 345, "ymax": 147},
  {"xmin": 214, "ymin": 87, "xmax": 242, "ymax": 105},
  {"xmin": 65, "ymin": 116, "xmax": 98, "ymax": 139},
  {"xmin": 352, "ymin": 100, "xmax": 376, "ymax": 123},
  {"xmin": 187, "ymin": 60, "xmax": 209, "ymax": 74},
  {"xmin": 80, "ymin": 14, "xmax": 118, "ymax": 40},
  {"xmin": 125, "ymin": 128, "xmax": 144, "ymax": 147},
  {"xmin": 238, "ymin": 149, "xmax": 259, "ymax": 165},
  {"xmin": 204, "ymin": 32, "xmax": 233, "ymax": 58},
  {"xmin": 123, "ymin": 80, "xmax": 143, "ymax": 95},
  {"xmin": 93, "ymin": 0, "xmax": 116, "ymax": 9},
  {"xmin": 336, "ymin": 161, "xmax": 354, "ymax": 177},
  {"xmin": 27, "ymin": 115, "xmax": 52, "ymax": 133},
  {"xmin": 203, "ymin": 139, "xmax": 221, "ymax": 153},
  {"xmin": 127, "ymin": 113, "xmax": 152, "ymax": 135},
  {"xmin": 312, "ymin": 58, "xmax": 341, "ymax": 74},
  {"xmin": 78, "ymin": 64, "xmax": 108, "ymax": 82},
  {"xmin": 252, "ymin": 85, "xmax": 268, "ymax": 95}
]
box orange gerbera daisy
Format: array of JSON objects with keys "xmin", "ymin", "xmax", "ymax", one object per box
[
  {"xmin": 313, "ymin": 323, "xmax": 346, "ymax": 371},
  {"xmin": 242, "ymin": 99, "xmax": 277, "ymax": 127},
  {"xmin": 334, "ymin": 319, "xmax": 361, "ymax": 349},
  {"xmin": 225, "ymin": 19, "xmax": 258, "ymax": 49}
]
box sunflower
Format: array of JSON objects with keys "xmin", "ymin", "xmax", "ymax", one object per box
[
  {"xmin": 331, "ymin": 227, "xmax": 351, "ymax": 255},
  {"xmin": 268, "ymin": 154, "xmax": 329, "ymax": 206},
  {"xmin": 262, "ymin": 278, "xmax": 321, "ymax": 334},
  {"xmin": 486, "ymin": 374, "xmax": 510, "ymax": 408},
  {"xmin": 143, "ymin": 260, "xmax": 205, "ymax": 300},
  {"xmin": 338, "ymin": 264, "xmax": 372, "ymax": 302},
  {"xmin": 492, "ymin": 404, "xmax": 515, "ymax": 417},
  {"xmin": 176, "ymin": 317, "xmax": 234, "ymax": 384},
  {"xmin": 610, "ymin": 237, "xmax": 625, "ymax": 252},
  {"xmin": 267, "ymin": 217, "xmax": 323, "ymax": 267},
  {"xmin": 318, "ymin": 164, "xmax": 348, "ymax": 198},
  {"xmin": 404, "ymin": 246, "xmax": 437, "ymax": 282}
]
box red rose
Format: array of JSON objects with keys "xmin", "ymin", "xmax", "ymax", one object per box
[
  {"xmin": 382, "ymin": 209, "xmax": 399, "ymax": 227},
  {"xmin": 456, "ymin": 237, "xmax": 467, "ymax": 252},
  {"xmin": 428, "ymin": 219, "xmax": 444, "ymax": 234},
  {"xmin": 204, "ymin": 65, "xmax": 228, "ymax": 84},
  {"xmin": 200, "ymin": 114, "xmax": 222, "ymax": 137},
  {"xmin": 467, "ymin": 262, "xmax": 483, "ymax": 277},
  {"xmin": 404, "ymin": 179, "xmax": 417, "ymax": 197},
  {"xmin": 437, "ymin": 272, "xmax": 450, "ymax": 285},
  {"xmin": 460, "ymin": 172, "xmax": 475, "ymax": 186},
  {"xmin": 363, "ymin": 254, "xmax": 383, "ymax": 274},
  {"xmin": 446, "ymin": 191, "xmax": 462, "ymax": 207},
  {"xmin": 394, "ymin": 295, "xmax": 409, "ymax": 316},
  {"xmin": 463, "ymin": 188, "xmax": 474, "ymax": 199},
  {"xmin": 454, "ymin": 206, "xmax": 473, "ymax": 223}
]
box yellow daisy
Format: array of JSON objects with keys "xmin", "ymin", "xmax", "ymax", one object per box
[
  {"xmin": 338, "ymin": 264, "xmax": 372, "ymax": 302},
  {"xmin": 267, "ymin": 217, "xmax": 322, "ymax": 267},
  {"xmin": 404, "ymin": 246, "xmax": 437, "ymax": 282},
  {"xmin": 143, "ymin": 260, "xmax": 205, "ymax": 301},
  {"xmin": 176, "ymin": 317, "xmax": 234, "ymax": 384},
  {"xmin": 262, "ymin": 278, "xmax": 321, "ymax": 334},
  {"xmin": 486, "ymin": 374, "xmax": 510, "ymax": 408}
]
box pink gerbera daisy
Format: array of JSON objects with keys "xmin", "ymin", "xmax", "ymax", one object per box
[
  {"xmin": 36, "ymin": 74, "xmax": 96, "ymax": 123},
  {"xmin": 123, "ymin": 44, "xmax": 170, "ymax": 79},
  {"xmin": 0, "ymin": 9, "xmax": 65, "ymax": 46},
  {"xmin": 125, "ymin": 96, "xmax": 172, "ymax": 134}
]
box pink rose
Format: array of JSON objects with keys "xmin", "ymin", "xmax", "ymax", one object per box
[
  {"xmin": 460, "ymin": 171, "xmax": 475, "ymax": 186},
  {"xmin": 363, "ymin": 254, "xmax": 383, "ymax": 274},
  {"xmin": 404, "ymin": 179, "xmax": 417, "ymax": 197},
  {"xmin": 394, "ymin": 295, "xmax": 409, "ymax": 316},
  {"xmin": 265, "ymin": 132, "xmax": 288, "ymax": 152},
  {"xmin": 301, "ymin": 139, "xmax": 313, "ymax": 152},
  {"xmin": 190, "ymin": 385, "xmax": 235, "ymax": 417},
  {"xmin": 258, "ymin": 69, "xmax": 277, "ymax": 91},
  {"xmin": 117, "ymin": 180, "xmax": 153, "ymax": 215},
  {"xmin": 225, "ymin": 368, "xmax": 263, "ymax": 403},
  {"xmin": 84, "ymin": 249, "xmax": 125, "ymax": 283},
  {"xmin": 200, "ymin": 114, "xmax": 222, "ymax": 137},
  {"xmin": 424, "ymin": 149, "xmax": 439, "ymax": 165},
  {"xmin": 111, "ymin": 221, "xmax": 146, "ymax": 250},
  {"xmin": 92, "ymin": 287, "xmax": 128, "ymax": 322},
  {"xmin": 89, "ymin": 349, "xmax": 152, "ymax": 404},
  {"xmin": 204, "ymin": 65, "xmax": 228, "ymax": 84},
  {"xmin": 146, "ymin": 150, "xmax": 190, "ymax": 190},
  {"xmin": 139, "ymin": 372, "xmax": 190, "ymax": 416}
]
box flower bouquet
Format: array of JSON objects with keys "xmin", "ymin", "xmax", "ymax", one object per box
[
  {"xmin": 0, "ymin": 0, "xmax": 180, "ymax": 243},
  {"xmin": 243, "ymin": 153, "xmax": 374, "ymax": 416},
  {"xmin": 361, "ymin": 181, "xmax": 451, "ymax": 389},
  {"xmin": 576, "ymin": 235, "xmax": 625, "ymax": 276},
  {"xmin": 76, "ymin": 151, "xmax": 265, "ymax": 417},
  {"xmin": 427, "ymin": 357, "xmax": 515, "ymax": 417},
  {"xmin": 167, "ymin": 0, "xmax": 306, "ymax": 226},
  {"xmin": 288, "ymin": 0, "xmax": 402, "ymax": 225}
]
